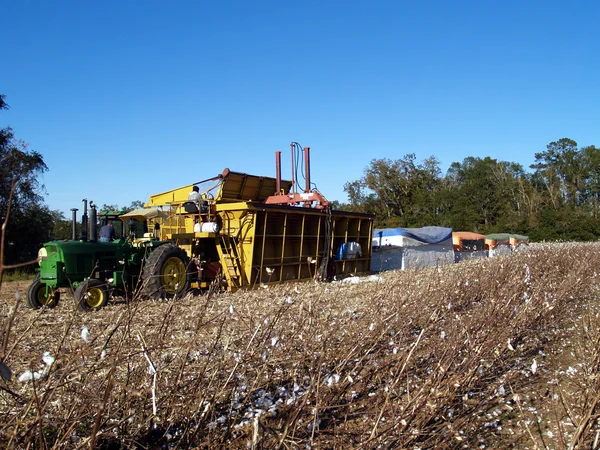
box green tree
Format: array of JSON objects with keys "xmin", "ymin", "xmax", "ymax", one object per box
[
  {"xmin": 580, "ymin": 145, "xmax": 600, "ymax": 216},
  {"xmin": 344, "ymin": 154, "xmax": 442, "ymax": 226},
  {"xmin": 443, "ymin": 157, "xmax": 527, "ymax": 232},
  {"xmin": 531, "ymin": 138, "xmax": 583, "ymax": 208},
  {"xmin": 0, "ymin": 95, "xmax": 54, "ymax": 266}
]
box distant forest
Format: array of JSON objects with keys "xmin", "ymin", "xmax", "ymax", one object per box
[{"xmin": 337, "ymin": 138, "xmax": 600, "ymax": 241}]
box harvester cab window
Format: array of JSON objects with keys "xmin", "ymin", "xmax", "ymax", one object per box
[{"xmin": 126, "ymin": 218, "xmax": 147, "ymax": 239}]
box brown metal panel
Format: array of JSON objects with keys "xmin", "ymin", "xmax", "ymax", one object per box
[{"xmin": 220, "ymin": 170, "xmax": 292, "ymax": 202}]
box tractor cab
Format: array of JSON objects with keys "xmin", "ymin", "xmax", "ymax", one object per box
[{"xmin": 98, "ymin": 210, "xmax": 125, "ymax": 239}]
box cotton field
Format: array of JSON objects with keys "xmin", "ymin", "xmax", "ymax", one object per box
[{"xmin": 1, "ymin": 242, "xmax": 600, "ymax": 449}]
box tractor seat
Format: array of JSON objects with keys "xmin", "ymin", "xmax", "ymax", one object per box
[{"xmin": 183, "ymin": 201, "xmax": 199, "ymax": 214}]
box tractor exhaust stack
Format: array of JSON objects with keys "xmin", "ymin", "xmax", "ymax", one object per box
[
  {"xmin": 70, "ymin": 208, "xmax": 78, "ymax": 240},
  {"xmin": 81, "ymin": 199, "xmax": 88, "ymax": 242},
  {"xmin": 89, "ymin": 201, "xmax": 97, "ymax": 242}
]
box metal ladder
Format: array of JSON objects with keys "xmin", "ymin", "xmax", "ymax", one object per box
[
  {"xmin": 217, "ymin": 234, "xmax": 242, "ymax": 290},
  {"xmin": 217, "ymin": 211, "xmax": 255, "ymax": 290}
]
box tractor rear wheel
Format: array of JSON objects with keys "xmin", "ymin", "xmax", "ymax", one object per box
[
  {"xmin": 142, "ymin": 244, "xmax": 191, "ymax": 299},
  {"xmin": 74, "ymin": 279, "xmax": 109, "ymax": 311},
  {"xmin": 26, "ymin": 274, "xmax": 60, "ymax": 309}
]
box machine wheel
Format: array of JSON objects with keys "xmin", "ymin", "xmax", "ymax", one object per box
[
  {"xmin": 142, "ymin": 244, "xmax": 191, "ymax": 299},
  {"xmin": 26, "ymin": 274, "xmax": 60, "ymax": 309},
  {"xmin": 74, "ymin": 279, "xmax": 109, "ymax": 311}
]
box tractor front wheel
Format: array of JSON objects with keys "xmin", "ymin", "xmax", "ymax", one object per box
[
  {"xmin": 74, "ymin": 279, "xmax": 109, "ymax": 311},
  {"xmin": 26, "ymin": 274, "xmax": 60, "ymax": 309},
  {"xmin": 142, "ymin": 244, "xmax": 191, "ymax": 299}
]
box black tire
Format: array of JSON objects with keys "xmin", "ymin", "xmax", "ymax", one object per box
[
  {"xmin": 74, "ymin": 279, "xmax": 109, "ymax": 311},
  {"xmin": 142, "ymin": 244, "xmax": 191, "ymax": 299},
  {"xmin": 26, "ymin": 274, "xmax": 59, "ymax": 309}
]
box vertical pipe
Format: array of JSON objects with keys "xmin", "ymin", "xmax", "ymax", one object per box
[
  {"xmin": 259, "ymin": 211, "xmax": 268, "ymax": 285},
  {"xmin": 304, "ymin": 146, "xmax": 311, "ymax": 192},
  {"xmin": 89, "ymin": 202, "xmax": 97, "ymax": 242},
  {"xmin": 81, "ymin": 199, "xmax": 88, "ymax": 242},
  {"xmin": 275, "ymin": 151, "xmax": 281, "ymax": 195},
  {"xmin": 280, "ymin": 212, "xmax": 287, "ymax": 282},
  {"xmin": 70, "ymin": 208, "xmax": 78, "ymax": 240},
  {"xmin": 290, "ymin": 142, "xmax": 295, "ymax": 196},
  {"xmin": 298, "ymin": 214, "xmax": 305, "ymax": 280}
]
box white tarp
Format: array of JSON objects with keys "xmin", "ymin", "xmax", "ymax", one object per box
[
  {"xmin": 373, "ymin": 234, "xmax": 424, "ymax": 247},
  {"xmin": 372, "ymin": 226, "xmax": 454, "ymax": 271},
  {"xmin": 372, "ymin": 244, "xmax": 455, "ymax": 271}
]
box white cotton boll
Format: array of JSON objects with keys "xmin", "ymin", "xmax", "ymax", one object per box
[
  {"xmin": 326, "ymin": 374, "xmax": 340, "ymax": 386},
  {"xmin": 81, "ymin": 326, "xmax": 90, "ymax": 342},
  {"xmin": 507, "ymin": 339, "xmax": 515, "ymax": 351},
  {"xmin": 369, "ymin": 323, "xmax": 375, "ymax": 331},
  {"xmin": 18, "ymin": 371, "xmax": 33, "ymax": 382},
  {"xmin": 18, "ymin": 370, "xmax": 43, "ymax": 382},
  {"xmin": 284, "ymin": 296, "xmax": 293, "ymax": 304},
  {"xmin": 271, "ymin": 337, "xmax": 279, "ymax": 347},
  {"xmin": 229, "ymin": 305, "xmax": 235, "ymax": 314},
  {"xmin": 447, "ymin": 302, "xmax": 452, "ymax": 310},
  {"xmin": 497, "ymin": 385, "xmax": 506, "ymax": 396},
  {"xmin": 100, "ymin": 350, "xmax": 107, "ymax": 359},
  {"xmin": 42, "ymin": 352, "xmax": 55, "ymax": 368},
  {"xmin": 440, "ymin": 331, "xmax": 446, "ymax": 340},
  {"xmin": 531, "ymin": 359, "xmax": 538, "ymax": 375}
]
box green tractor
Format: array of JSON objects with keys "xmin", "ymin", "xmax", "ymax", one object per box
[{"xmin": 27, "ymin": 200, "xmax": 191, "ymax": 311}]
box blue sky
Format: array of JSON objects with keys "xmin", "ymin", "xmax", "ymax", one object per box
[{"xmin": 3, "ymin": 1, "xmax": 599, "ymax": 216}]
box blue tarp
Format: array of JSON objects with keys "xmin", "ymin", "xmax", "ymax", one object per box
[{"xmin": 373, "ymin": 226, "xmax": 453, "ymax": 245}]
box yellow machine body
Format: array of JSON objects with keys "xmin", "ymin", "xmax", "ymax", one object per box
[{"xmin": 146, "ymin": 169, "xmax": 373, "ymax": 291}]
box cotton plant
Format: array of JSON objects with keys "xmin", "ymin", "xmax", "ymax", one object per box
[{"xmin": 18, "ymin": 351, "xmax": 55, "ymax": 383}]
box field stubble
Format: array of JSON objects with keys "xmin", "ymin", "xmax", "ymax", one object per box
[{"xmin": 1, "ymin": 243, "xmax": 600, "ymax": 449}]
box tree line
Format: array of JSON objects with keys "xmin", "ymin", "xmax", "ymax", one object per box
[{"xmin": 339, "ymin": 138, "xmax": 600, "ymax": 241}]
